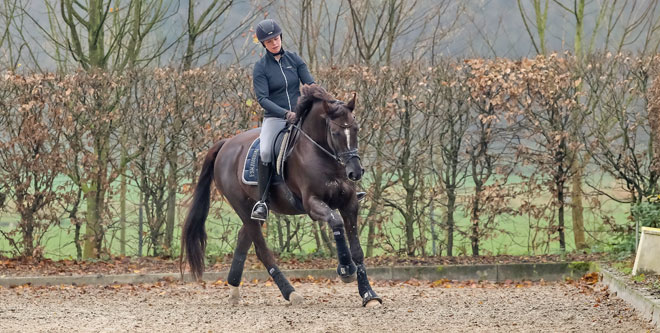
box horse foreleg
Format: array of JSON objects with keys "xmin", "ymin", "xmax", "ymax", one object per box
[
  {"xmin": 340, "ymin": 199, "xmax": 383, "ymax": 308},
  {"xmin": 227, "ymin": 225, "xmax": 252, "ymax": 305},
  {"xmin": 305, "ymin": 197, "xmax": 356, "ymax": 283}
]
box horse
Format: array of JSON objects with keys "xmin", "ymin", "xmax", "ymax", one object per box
[{"xmin": 181, "ymin": 84, "xmax": 382, "ymax": 307}]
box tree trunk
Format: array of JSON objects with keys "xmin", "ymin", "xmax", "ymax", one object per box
[
  {"xmin": 119, "ymin": 131, "xmax": 128, "ymax": 256},
  {"xmin": 430, "ymin": 201, "xmax": 440, "ymax": 256},
  {"xmin": 83, "ymin": 188, "xmax": 103, "ymax": 258},
  {"xmin": 276, "ymin": 217, "xmax": 284, "ymax": 252},
  {"xmin": 138, "ymin": 194, "xmax": 144, "ymax": 257},
  {"xmin": 319, "ymin": 222, "xmax": 335, "ymax": 256},
  {"xmin": 312, "ymin": 219, "xmax": 323, "ymax": 255},
  {"xmin": 151, "ymin": 228, "xmax": 160, "ymax": 257},
  {"xmin": 470, "ymin": 188, "xmax": 481, "ymax": 256},
  {"xmin": 165, "ymin": 151, "xmax": 177, "ymax": 257},
  {"xmin": 74, "ymin": 220, "xmax": 82, "ymax": 260},
  {"xmin": 557, "ymin": 179, "xmax": 566, "ymax": 252},
  {"xmin": 21, "ymin": 211, "xmax": 34, "ymax": 258},
  {"xmin": 446, "ymin": 190, "xmax": 456, "ymax": 256},
  {"xmin": 284, "ymin": 217, "xmax": 292, "ymax": 253},
  {"xmin": 570, "ymin": 159, "xmax": 587, "ymax": 250},
  {"xmin": 120, "ymin": 171, "xmax": 127, "ymax": 256},
  {"xmin": 364, "ymin": 130, "xmax": 387, "ymax": 257},
  {"xmin": 404, "ymin": 180, "xmax": 415, "ymax": 256},
  {"xmin": 365, "ymin": 204, "xmax": 377, "ymax": 257},
  {"xmin": 87, "ymin": 0, "xmax": 106, "ymax": 69},
  {"xmin": 83, "ymin": 133, "xmax": 109, "ymax": 259}
]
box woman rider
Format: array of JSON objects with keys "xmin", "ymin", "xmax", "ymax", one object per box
[
  {"xmin": 251, "ymin": 19, "xmax": 314, "ymax": 220},
  {"xmin": 251, "ymin": 18, "xmax": 365, "ymax": 221}
]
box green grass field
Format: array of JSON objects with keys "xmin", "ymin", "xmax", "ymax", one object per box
[
  {"xmin": 0, "ymin": 175, "xmax": 635, "ymax": 260},
  {"xmin": 0, "ymin": 197, "xmax": 631, "ymax": 260}
]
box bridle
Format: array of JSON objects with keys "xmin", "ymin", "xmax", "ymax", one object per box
[{"xmin": 290, "ymin": 105, "xmax": 361, "ymax": 167}]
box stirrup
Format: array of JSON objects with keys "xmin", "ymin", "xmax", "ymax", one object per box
[{"xmin": 251, "ymin": 201, "xmax": 268, "ymax": 221}]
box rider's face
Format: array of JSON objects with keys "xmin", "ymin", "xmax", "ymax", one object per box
[{"xmin": 264, "ymin": 35, "xmax": 282, "ymax": 54}]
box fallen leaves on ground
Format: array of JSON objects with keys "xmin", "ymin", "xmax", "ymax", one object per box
[
  {"xmin": 1, "ymin": 276, "xmax": 586, "ymax": 296},
  {"xmin": 0, "ymin": 252, "xmax": 607, "ymax": 277},
  {"xmin": 581, "ymin": 272, "xmax": 599, "ymax": 285}
]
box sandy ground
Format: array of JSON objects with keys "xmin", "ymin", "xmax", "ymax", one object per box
[{"xmin": 0, "ymin": 280, "xmax": 656, "ymax": 333}]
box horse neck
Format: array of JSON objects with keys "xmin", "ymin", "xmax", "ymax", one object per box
[
  {"xmin": 293, "ymin": 103, "xmax": 344, "ymax": 177},
  {"xmin": 300, "ymin": 107, "xmax": 330, "ymax": 149}
]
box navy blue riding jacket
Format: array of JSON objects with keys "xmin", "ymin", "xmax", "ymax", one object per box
[{"xmin": 253, "ymin": 50, "xmax": 315, "ymax": 119}]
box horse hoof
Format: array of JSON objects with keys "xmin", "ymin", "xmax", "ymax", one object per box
[
  {"xmin": 365, "ymin": 299, "xmax": 382, "ymax": 308},
  {"xmin": 337, "ymin": 263, "xmax": 357, "ymax": 283},
  {"xmin": 340, "ymin": 274, "xmax": 356, "ymax": 283},
  {"xmin": 361, "ymin": 290, "xmax": 382, "ymax": 307},
  {"xmin": 228, "ymin": 286, "xmax": 240, "ymax": 305},
  {"xmin": 288, "ymin": 292, "xmax": 304, "ymax": 306}
]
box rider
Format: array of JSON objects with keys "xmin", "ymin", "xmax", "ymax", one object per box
[
  {"xmin": 251, "ymin": 18, "xmax": 366, "ymax": 221},
  {"xmin": 251, "ymin": 18, "xmax": 314, "ymax": 220}
]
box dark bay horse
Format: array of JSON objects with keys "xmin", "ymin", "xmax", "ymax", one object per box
[{"xmin": 181, "ymin": 84, "xmax": 382, "ymax": 307}]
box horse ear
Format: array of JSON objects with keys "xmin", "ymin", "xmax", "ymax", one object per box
[{"xmin": 346, "ymin": 93, "xmax": 356, "ymax": 111}]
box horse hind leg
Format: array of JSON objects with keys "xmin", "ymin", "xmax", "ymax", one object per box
[
  {"xmin": 244, "ymin": 219, "xmax": 304, "ymax": 305},
  {"xmin": 227, "ymin": 225, "xmax": 252, "ymax": 305}
]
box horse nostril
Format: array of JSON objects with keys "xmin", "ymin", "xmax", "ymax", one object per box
[{"xmin": 348, "ymin": 171, "xmax": 355, "ymax": 180}]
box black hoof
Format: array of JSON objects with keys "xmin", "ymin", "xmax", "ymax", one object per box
[
  {"xmin": 337, "ymin": 262, "xmax": 357, "ymax": 283},
  {"xmin": 340, "ymin": 273, "xmax": 356, "ymax": 283},
  {"xmin": 361, "ymin": 290, "xmax": 382, "ymax": 307}
]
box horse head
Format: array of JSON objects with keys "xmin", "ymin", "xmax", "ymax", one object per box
[
  {"xmin": 321, "ymin": 93, "xmax": 364, "ymax": 181},
  {"xmin": 295, "ymin": 84, "xmax": 364, "ymax": 182}
]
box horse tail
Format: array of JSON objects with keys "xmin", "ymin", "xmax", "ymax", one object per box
[{"xmin": 180, "ymin": 139, "xmax": 225, "ymax": 281}]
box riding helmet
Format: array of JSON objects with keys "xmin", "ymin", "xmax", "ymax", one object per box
[{"xmin": 255, "ymin": 19, "xmax": 282, "ymax": 42}]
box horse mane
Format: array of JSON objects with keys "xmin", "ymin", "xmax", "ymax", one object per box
[{"xmin": 294, "ymin": 84, "xmax": 336, "ymax": 120}]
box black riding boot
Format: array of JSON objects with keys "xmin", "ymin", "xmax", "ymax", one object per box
[{"xmin": 251, "ymin": 162, "xmax": 272, "ymax": 221}]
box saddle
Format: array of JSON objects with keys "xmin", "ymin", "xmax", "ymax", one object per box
[{"xmin": 241, "ymin": 126, "xmax": 297, "ymax": 185}]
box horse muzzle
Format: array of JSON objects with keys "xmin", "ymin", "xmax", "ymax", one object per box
[
  {"xmin": 337, "ymin": 148, "xmax": 363, "ymax": 181},
  {"xmin": 346, "ymin": 157, "xmax": 364, "ymax": 181}
]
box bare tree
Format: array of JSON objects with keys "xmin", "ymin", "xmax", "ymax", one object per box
[
  {"xmin": 381, "ymin": 63, "xmax": 436, "ymax": 256},
  {"xmin": 581, "ymin": 54, "xmax": 659, "ymax": 207},
  {"xmin": 424, "ymin": 61, "xmax": 470, "ymax": 256},
  {"xmin": 518, "ymin": 55, "xmax": 584, "ymax": 252},
  {"xmin": 649, "ymin": 69, "xmax": 660, "ymax": 174},
  {"xmin": 346, "ymin": 0, "xmax": 420, "ymax": 65},
  {"xmin": 0, "ymin": 73, "xmax": 74, "ymax": 258},
  {"xmin": 464, "ymin": 58, "xmax": 521, "ymax": 256},
  {"xmin": 516, "ymin": 0, "xmax": 611, "ymax": 250},
  {"xmin": 161, "ymin": 0, "xmax": 265, "ymax": 255},
  {"xmin": 45, "ymin": 0, "xmax": 172, "ymax": 258}
]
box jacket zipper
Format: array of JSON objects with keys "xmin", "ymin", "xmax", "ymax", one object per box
[{"xmin": 278, "ymin": 58, "xmax": 292, "ymax": 112}]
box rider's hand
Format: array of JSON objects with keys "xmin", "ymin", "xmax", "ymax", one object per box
[{"xmin": 285, "ymin": 111, "xmax": 297, "ymax": 124}]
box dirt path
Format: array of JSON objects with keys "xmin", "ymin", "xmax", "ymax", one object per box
[{"xmin": 0, "ymin": 279, "xmax": 656, "ymax": 332}]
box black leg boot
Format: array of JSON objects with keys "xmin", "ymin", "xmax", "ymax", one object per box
[{"xmin": 251, "ymin": 162, "xmax": 272, "ymax": 221}]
